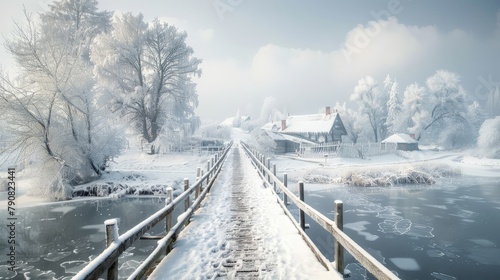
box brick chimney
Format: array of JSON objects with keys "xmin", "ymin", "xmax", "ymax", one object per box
[
  {"xmin": 325, "ymin": 106, "xmax": 331, "ymax": 116},
  {"xmin": 281, "ymin": 119, "xmax": 287, "ymax": 131}
]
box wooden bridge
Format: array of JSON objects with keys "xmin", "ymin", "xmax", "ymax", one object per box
[{"xmin": 73, "ymin": 141, "xmax": 399, "ymax": 280}]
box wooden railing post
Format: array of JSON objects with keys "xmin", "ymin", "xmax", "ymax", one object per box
[
  {"xmin": 283, "ymin": 173, "xmax": 288, "ymax": 206},
  {"xmin": 260, "ymin": 155, "xmax": 266, "ymax": 172},
  {"xmin": 184, "ymin": 178, "xmax": 190, "ymax": 212},
  {"xmin": 266, "ymin": 158, "xmax": 271, "ymax": 182},
  {"xmin": 200, "ymin": 170, "xmax": 204, "ymax": 188},
  {"xmin": 206, "ymin": 160, "xmax": 211, "ymax": 185},
  {"xmin": 105, "ymin": 219, "xmax": 119, "ymax": 280},
  {"xmin": 334, "ymin": 200, "xmax": 344, "ymax": 275},
  {"xmin": 196, "ymin": 167, "xmax": 201, "ymax": 178},
  {"xmin": 272, "ymin": 163, "xmax": 277, "ymax": 192},
  {"xmin": 165, "ymin": 187, "xmax": 173, "ymax": 253},
  {"xmin": 299, "ymin": 181, "xmax": 305, "ymax": 230},
  {"xmin": 195, "ymin": 178, "xmax": 200, "ymax": 201},
  {"xmin": 211, "ymin": 158, "xmax": 215, "ymax": 171}
]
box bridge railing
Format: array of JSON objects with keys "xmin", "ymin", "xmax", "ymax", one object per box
[
  {"xmin": 73, "ymin": 141, "xmax": 233, "ymax": 280},
  {"xmin": 241, "ymin": 141, "xmax": 400, "ymax": 280}
]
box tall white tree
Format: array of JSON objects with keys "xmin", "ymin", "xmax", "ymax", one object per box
[
  {"xmin": 351, "ymin": 76, "xmax": 388, "ymax": 142},
  {"xmin": 92, "ymin": 13, "xmax": 201, "ymax": 150},
  {"xmin": 386, "ymin": 80, "xmax": 401, "ymax": 135},
  {"xmin": 333, "ymin": 102, "xmax": 362, "ymax": 143},
  {"xmin": 408, "ymin": 70, "xmax": 471, "ymax": 147},
  {"xmin": 399, "ymin": 83, "xmax": 426, "ymax": 133},
  {"xmin": 0, "ymin": 2, "xmax": 122, "ymax": 198},
  {"xmin": 258, "ymin": 96, "xmax": 283, "ymax": 123}
]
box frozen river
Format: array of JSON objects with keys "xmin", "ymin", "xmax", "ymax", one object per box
[
  {"xmin": 1, "ymin": 176, "xmax": 499, "ymax": 279},
  {"xmin": 293, "ymin": 176, "xmax": 500, "ymax": 280},
  {"xmin": 0, "ymin": 197, "xmax": 176, "ymax": 279}
]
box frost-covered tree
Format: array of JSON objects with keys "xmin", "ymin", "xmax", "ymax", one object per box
[
  {"xmin": 0, "ymin": 3, "xmax": 122, "ymax": 198},
  {"xmin": 40, "ymin": 0, "xmax": 112, "ymax": 62},
  {"xmin": 333, "ymin": 102, "xmax": 362, "ymax": 143},
  {"xmin": 409, "ymin": 70, "xmax": 468, "ymax": 146},
  {"xmin": 258, "ymin": 96, "xmax": 284, "ymax": 123},
  {"xmin": 351, "ymin": 76, "xmax": 388, "ymax": 142},
  {"xmin": 233, "ymin": 109, "xmax": 242, "ymax": 127},
  {"xmin": 477, "ymin": 117, "xmax": 500, "ymax": 158},
  {"xmin": 386, "ymin": 80, "xmax": 401, "ymax": 135},
  {"xmin": 92, "ymin": 13, "xmax": 201, "ymax": 149},
  {"xmin": 399, "ymin": 83, "xmax": 426, "ymax": 133}
]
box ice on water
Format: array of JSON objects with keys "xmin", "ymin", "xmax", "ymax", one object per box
[
  {"xmin": 43, "ymin": 251, "xmax": 72, "ymax": 262},
  {"xmin": 344, "ymin": 221, "xmax": 379, "ymax": 241},
  {"xmin": 60, "ymin": 260, "xmax": 87, "ymax": 274},
  {"xmin": 431, "ymin": 272, "xmax": 457, "ymax": 280},
  {"xmin": 50, "ymin": 206, "xmax": 77, "ymax": 215},
  {"xmin": 389, "ymin": 257, "xmax": 420, "ymax": 271}
]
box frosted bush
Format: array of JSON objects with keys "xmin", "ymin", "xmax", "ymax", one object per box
[{"xmin": 477, "ymin": 117, "xmax": 500, "ymax": 159}]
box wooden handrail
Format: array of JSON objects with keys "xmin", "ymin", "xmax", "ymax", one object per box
[
  {"xmin": 72, "ymin": 141, "xmax": 233, "ymax": 280},
  {"xmin": 240, "ymin": 141, "xmax": 400, "ymax": 280}
]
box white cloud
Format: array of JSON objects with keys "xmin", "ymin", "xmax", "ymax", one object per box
[
  {"xmin": 196, "ymin": 17, "xmax": 498, "ymax": 121},
  {"xmin": 198, "ymin": 28, "xmax": 214, "ymax": 43}
]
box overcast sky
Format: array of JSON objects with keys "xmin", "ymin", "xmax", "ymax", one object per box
[{"xmin": 1, "ymin": 0, "xmax": 500, "ymax": 122}]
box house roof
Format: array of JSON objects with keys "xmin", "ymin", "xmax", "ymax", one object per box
[
  {"xmin": 282, "ymin": 113, "xmax": 335, "ymax": 134},
  {"xmin": 262, "ymin": 113, "xmax": 346, "ymax": 135},
  {"xmin": 381, "ymin": 133, "xmax": 418, "ymax": 144},
  {"xmin": 262, "ymin": 130, "xmax": 317, "ymax": 145}
]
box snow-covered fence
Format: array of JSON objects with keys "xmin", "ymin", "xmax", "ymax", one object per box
[
  {"xmin": 73, "ymin": 141, "xmax": 233, "ymax": 280},
  {"xmin": 241, "ymin": 141, "xmax": 400, "ymax": 280},
  {"xmin": 300, "ymin": 142, "xmax": 398, "ymax": 159}
]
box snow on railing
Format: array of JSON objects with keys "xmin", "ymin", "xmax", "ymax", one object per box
[
  {"xmin": 241, "ymin": 141, "xmax": 400, "ymax": 280},
  {"xmin": 72, "ymin": 141, "xmax": 233, "ymax": 280}
]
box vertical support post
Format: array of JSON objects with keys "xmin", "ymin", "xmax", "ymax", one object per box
[
  {"xmin": 299, "ymin": 181, "xmax": 305, "ymax": 230},
  {"xmin": 200, "ymin": 170, "xmax": 204, "ymax": 188},
  {"xmin": 196, "ymin": 167, "xmax": 201, "ymax": 178},
  {"xmin": 194, "ymin": 178, "xmax": 200, "ymax": 201},
  {"xmin": 259, "ymin": 155, "xmax": 262, "ymax": 172},
  {"xmin": 211, "ymin": 158, "xmax": 215, "ymax": 171},
  {"xmin": 206, "ymin": 160, "xmax": 211, "ymax": 185},
  {"xmin": 184, "ymin": 178, "xmax": 190, "ymax": 212},
  {"xmin": 266, "ymin": 158, "xmax": 271, "ymax": 183},
  {"xmin": 283, "ymin": 173, "xmax": 288, "ymax": 206},
  {"xmin": 215, "ymin": 154, "xmax": 218, "ymax": 169},
  {"xmin": 272, "ymin": 164, "xmax": 277, "ymax": 192},
  {"xmin": 165, "ymin": 187, "xmax": 173, "ymax": 253},
  {"xmin": 334, "ymin": 200, "xmax": 344, "ymax": 275},
  {"xmin": 105, "ymin": 219, "xmax": 119, "ymax": 280}
]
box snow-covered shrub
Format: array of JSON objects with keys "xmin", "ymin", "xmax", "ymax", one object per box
[
  {"xmin": 297, "ymin": 161, "xmax": 460, "ymax": 187},
  {"xmin": 341, "ymin": 168, "xmax": 436, "ymax": 187},
  {"xmin": 477, "ymin": 117, "xmax": 500, "ymax": 159},
  {"xmin": 197, "ymin": 123, "xmax": 231, "ymax": 140},
  {"xmin": 438, "ymin": 123, "xmax": 474, "ymax": 150}
]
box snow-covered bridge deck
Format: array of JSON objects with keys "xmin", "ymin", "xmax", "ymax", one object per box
[{"xmin": 149, "ymin": 144, "xmax": 342, "ymax": 279}]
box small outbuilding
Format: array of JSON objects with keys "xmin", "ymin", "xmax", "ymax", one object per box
[{"xmin": 381, "ymin": 133, "xmax": 419, "ymax": 151}]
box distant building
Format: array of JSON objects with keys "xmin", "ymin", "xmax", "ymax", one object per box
[
  {"xmin": 261, "ymin": 106, "xmax": 347, "ymax": 153},
  {"xmin": 381, "ymin": 133, "xmax": 419, "ymax": 151}
]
